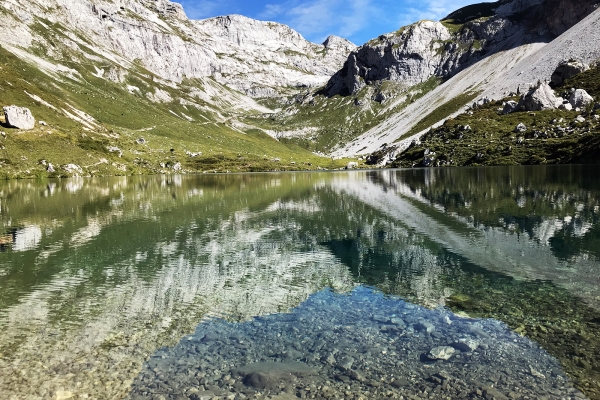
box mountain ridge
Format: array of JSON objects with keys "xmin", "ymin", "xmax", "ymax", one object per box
[{"xmin": 0, "ymin": 0, "xmax": 599, "ymax": 178}]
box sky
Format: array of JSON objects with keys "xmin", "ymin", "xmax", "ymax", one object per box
[{"xmin": 178, "ymin": 0, "xmax": 483, "ymax": 45}]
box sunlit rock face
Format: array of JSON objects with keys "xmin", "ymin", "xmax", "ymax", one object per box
[
  {"xmin": 324, "ymin": 0, "xmax": 600, "ymax": 97},
  {"xmin": 0, "ymin": 0, "xmax": 355, "ymax": 98}
]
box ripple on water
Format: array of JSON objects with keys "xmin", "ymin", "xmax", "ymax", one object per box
[{"xmin": 129, "ymin": 286, "xmax": 586, "ymax": 400}]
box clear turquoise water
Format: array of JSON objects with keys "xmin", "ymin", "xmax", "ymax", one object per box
[{"xmin": 0, "ymin": 166, "xmax": 599, "ymax": 399}]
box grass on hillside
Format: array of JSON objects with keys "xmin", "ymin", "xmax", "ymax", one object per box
[
  {"xmin": 398, "ymin": 91, "xmax": 481, "ymax": 141},
  {"xmin": 0, "ymin": 43, "xmax": 357, "ymax": 179},
  {"xmin": 391, "ymin": 65, "xmax": 600, "ymax": 168},
  {"xmin": 247, "ymin": 77, "xmax": 442, "ymax": 154}
]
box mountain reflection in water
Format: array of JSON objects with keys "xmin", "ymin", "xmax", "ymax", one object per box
[{"xmin": 0, "ymin": 166, "xmax": 598, "ymax": 399}]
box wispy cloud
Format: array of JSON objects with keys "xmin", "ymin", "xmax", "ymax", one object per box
[
  {"xmin": 179, "ymin": 0, "xmax": 229, "ymax": 20},
  {"xmin": 257, "ymin": 0, "xmax": 376, "ymax": 43}
]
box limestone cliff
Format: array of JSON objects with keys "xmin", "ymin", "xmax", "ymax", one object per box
[
  {"xmin": 0, "ymin": 0, "xmax": 355, "ymax": 98},
  {"xmin": 324, "ymin": 0, "xmax": 600, "ymax": 97}
]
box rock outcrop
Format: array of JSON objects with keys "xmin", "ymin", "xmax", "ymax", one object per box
[
  {"xmin": 324, "ymin": 21, "xmax": 460, "ymax": 96},
  {"xmin": 324, "ymin": 0, "xmax": 600, "ymax": 97},
  {"xmin": 3, "ymin": 106, "xmax": 35, "ymax": 130},
  {"xmin": 517, "ymin": 82, "xmax": 562, "ymax": 111}
]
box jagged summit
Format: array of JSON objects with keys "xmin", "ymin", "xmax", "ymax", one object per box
[
  {"xmin": 324, "ymin": 0, "xmax": 600, "ymax": 98},
  {"xmin": 195, "ymin": 14, "xmax": 308, "ymax": 48},
  {"xmin": 0, "ymin": 0, "xmax": 599, "ymax": 177}
]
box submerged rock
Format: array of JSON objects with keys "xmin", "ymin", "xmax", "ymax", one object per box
[
  {"xmin": 427, "ymin": 346, "xmax": 456, "ymax": 360},
  {"xmin": 451, "ymin": 339, "xmax": 479, "ymax": 352},
  {"xmin": 232, "ymin": 362, "xmax": 317, "ymax": 390}
]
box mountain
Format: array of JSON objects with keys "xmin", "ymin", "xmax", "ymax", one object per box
[
  {"xmin": 1, "ymin": 0, "xmax": 354, "ymax": 97},
  {"xmin": 325, "ymin": 0, "xmax": 598, "ymax": 97},
  {"xmin": 0, "ymin": 0, "xmax": 599, "ymax": 177},
  {"xmin": 0, "ymin": 0, "xmax": 358, "ymax": 177}
]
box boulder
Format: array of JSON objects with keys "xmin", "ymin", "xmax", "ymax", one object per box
[
  {"xmin": 502, "ymin": 100, "xmax": 519, "ymax": 114},
  {"xmin": 551, "ymin": 60, "xmax": 589, "ymax": 86},
  {"xmin": 3, "ymin": 106, "xmax": 35, "ymax": 130},
  {"xmin": 517, "ymin": 82, "xmax": 561, "ymax": 111},
  {"xmin": 569, "ymin": 89, "xmax": 594, "ymax": 109},
  {"xmin": 559, "ymin": 103, "xmax": 573, "ymax": 111},
  {"xmin": 373, "ymin": 92, "xmax": 386, "ymax": 103},
  {"xmin": 63, "ymin": 164, "xmax": 83, "ymax": 175},
  {"xmin": 346, "ymin": 162, "xmax": 358, "ymax": 169},
  {"xmin": 514, "ymin": 123, "xmax": 527, "ymax": 133}
]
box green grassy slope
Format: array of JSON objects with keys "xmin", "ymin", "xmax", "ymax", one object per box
[
  {"xmin": 0, "ymin": 44, "xmax": 356, "ymax": 178},
  {"xmin": 245, "ymin": 77, "xmax": 442, "ymax": 153},
  {"xmin": 391, "ymin": 65, "xmax": 600, "ymax": 168}
]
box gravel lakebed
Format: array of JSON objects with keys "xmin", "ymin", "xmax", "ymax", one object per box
[{"xmin": 128, "ymin": 287, "xmax": 586, "ymax": 400}]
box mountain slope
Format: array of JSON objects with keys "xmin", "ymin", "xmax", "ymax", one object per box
[
  {"xmin": 330, "ymin": 0, "xmax": 600, "ymax": 158},
  {"xmin": 0, "ymin": 0, "xmax": 358, "ymax": 177}
]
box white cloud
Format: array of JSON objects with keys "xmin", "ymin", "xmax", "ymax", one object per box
[{"xmin": 259, "ymin": 3, "xmax": 286, "ymax": 19}]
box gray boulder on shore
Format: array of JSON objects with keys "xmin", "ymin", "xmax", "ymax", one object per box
[{"xmin": 3, "ymin": 106, "xmax": 35, "ymax": 130}]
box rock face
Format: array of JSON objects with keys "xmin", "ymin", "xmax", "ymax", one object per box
[
  {"xmin": 324, "ymin": 21, "xmax": 458, "ymax": 96},
  {"xmin": 0, "ymin": 1, "xmax": 355, "ymax": 98},
  {"xmin": 517, "ymin": 82, "xmax": 562, "ymax": 111},
  {"xmin": 194, "ymin": 15, "xmax": 356, "ymax": 96},
  {"xmin": 324, "ymin": 0, "xmax": 600, "ymax": 97},
  {"xmin": 3, "ymin": 106, "xmax": 35, "ymax": 130},
  {"xmin": 551, "ymin": 60, "xmax": 589, "ymax": 86}
]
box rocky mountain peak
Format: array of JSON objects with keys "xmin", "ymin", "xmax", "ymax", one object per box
[
  {"xmin": 323, "ymin": 35, "xmax": 356, "ymax": 51},
  {"xmin": 195, "ymin": 14, "xmax": 308, "ymax": 49},
  {"xmin": 143, "ymin": 0, "xmax": 188, "ymax": 19},
  {"xmin": 324, "ymin": 0, "xmax": 600, "ymax": 97}
]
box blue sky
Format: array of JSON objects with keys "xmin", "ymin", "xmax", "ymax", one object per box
[{"xmin": 178, "ymin": 0, "xmax": 482, "ymax": 45}]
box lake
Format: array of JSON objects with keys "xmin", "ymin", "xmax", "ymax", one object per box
[{"xmin": 0, "ymin": 166, "xmax": 599, "ymax": 400}]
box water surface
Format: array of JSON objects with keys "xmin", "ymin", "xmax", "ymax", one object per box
[{"xmin": 0, "ymin": 166, "xmax": 599, "ymax": 399}]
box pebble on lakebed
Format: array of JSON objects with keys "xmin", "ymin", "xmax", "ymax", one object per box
[{"xmin": 128, "ymin": 287, "xmax": 585, "ymax": 400}]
